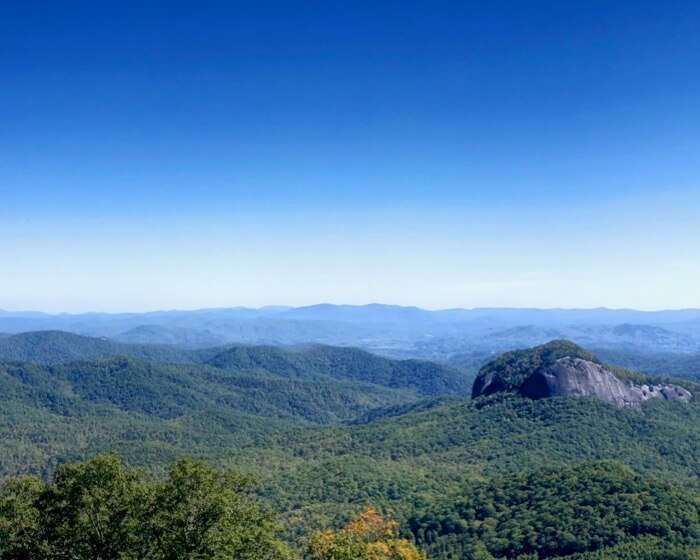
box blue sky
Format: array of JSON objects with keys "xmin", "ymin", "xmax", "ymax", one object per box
[{"xmin": 1, "ymin": 1, "xmax": 699, "ymax": 312}]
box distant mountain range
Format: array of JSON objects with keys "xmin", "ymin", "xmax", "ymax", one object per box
[{"xmin": 1, "ymin": 305, "xmax": 699, "ymax": 362}]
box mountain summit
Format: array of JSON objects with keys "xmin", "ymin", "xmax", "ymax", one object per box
[{"xmin": 472, "ymin": 340, "xmax": 692, "ymax": 408}]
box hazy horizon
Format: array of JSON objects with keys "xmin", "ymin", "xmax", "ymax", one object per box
[{"xmin": 2, "ymin": 302, "xmax": 700, "ymax": 316}]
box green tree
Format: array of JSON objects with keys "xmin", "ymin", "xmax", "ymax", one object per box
[
  {"xmin": 146, "ymin": 458, "xmax": 292, "ymax": 560},
  {"xmin": 0, "ymin": 476, "xmax": 44, "ymax": 560},
  {"xmin": 37, "ymin": 454, "xmax": 146, "ymax": 559},
  {"xmin": 0, "ymin": 454, "xmax": 291, "ymax": 560}
]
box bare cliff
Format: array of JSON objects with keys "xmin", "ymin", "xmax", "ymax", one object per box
[
  {"xmin": 518, "ymin": 356, "xmax": 691, "ymax": 408},
  {"xmin": 472, "ymin": 340, "xmax": 692, "ymax": 408}
]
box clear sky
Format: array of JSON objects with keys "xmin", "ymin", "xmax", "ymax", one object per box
[{"xmin": 1, "ymin": 1, "xmax": 699, "ymax": 312}]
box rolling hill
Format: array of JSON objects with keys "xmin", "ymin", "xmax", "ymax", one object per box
[
  {"xmin": 0, "ymin": 333, "xmax": 471, "ymax": 477},
  {"xmin": 0, "ymin": 330, "xmax": 197, "ymax": 364},
  {"xmin": 0, "ymin": 336, "xmax": 699, "ymax": 558},
  {"xmin": 223, "ymin": 342, "xmax": 700, "ymax": 549}
]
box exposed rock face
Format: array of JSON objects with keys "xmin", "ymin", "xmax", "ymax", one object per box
[
  {"xmin": 471, "ymin": 341, "xmax": 693, "ymax": 409},
  {"xmin": 518, "ymin": 357, "xmax": 692, "ymax": 408},
  {"xmin": 471, "ymin": 370, "xmax": 507, "ymax": 398}
]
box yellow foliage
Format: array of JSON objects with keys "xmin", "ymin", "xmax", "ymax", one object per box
[{"xmin": 307, "ymin": 507, "xmax": 426, "ymax": 560}]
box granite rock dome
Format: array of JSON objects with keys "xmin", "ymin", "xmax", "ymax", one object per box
[{"xmin": 472, "ymin": 340, "xmax": 692, "ymax": 408}]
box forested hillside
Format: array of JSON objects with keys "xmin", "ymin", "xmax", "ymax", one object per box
[
  {"xmin": 409, "ymin": 461, "xmax": 700, "ymax": 559},
  {"xmin": 0, "ymin": 331, "xmax": 199, "ymax": 365},
  {"xmin": 239, "ymin": 390, "xmax": 700, "ymax": 539},
  {"xmin": 0, "ymin": 338, "xmax": 699, "ymax": 558},
  {"xmin": 206, "ymin": 344, "xmax": 471, "ymax": 396},
  {"xmin": 0, "ymin": 334, "xmax": 469, "ymax": 477}
]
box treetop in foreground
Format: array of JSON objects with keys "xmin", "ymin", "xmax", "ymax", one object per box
[
  {"xmin": 0, "ymin": 454, "xmax": 292, "ymax": 560},
  {"xmin": 308, "ymin": 507, "xmax": 425, "ymax": 560}
]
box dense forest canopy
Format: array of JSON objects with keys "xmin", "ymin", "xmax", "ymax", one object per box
[
  {"xmin": 409, "ymin": 461, "xmax": 700, "ymax": 559},
  {"xmin": 0, "ymin": 333, "xmax": 699, "ymax": 558},
  {"xmin": 1, "ymin": 456, "xmax": 699, "ymax": 559}
]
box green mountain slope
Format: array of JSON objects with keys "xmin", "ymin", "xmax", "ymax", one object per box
[
  {"xmin": 1, "ymin": 338, "xmax": 699, "ymax": 559},
  {"xmin": 409, "ymin": 461, "xmax": 700, "ymax": 559},
  {"xmin": 0, "ymin": 339, "xmax": 473, "ymax": 478},
  {"xmin": 240, "ymin": 391, "xmax": 700, "ymax": 537},
  {"xmin": 0, "ymin": 331, "xmax": 472, "ymax": 398},
  {"xmin": 207, "ymin": 344, "xmax": 471, "ymax": 397},
  {"xmin": 0, "ymin": 330, "xmax": 198, "ymax": 364},
  {"xmin": 224, "ymin": 342, "xmax": 700, "ymax": 540}
]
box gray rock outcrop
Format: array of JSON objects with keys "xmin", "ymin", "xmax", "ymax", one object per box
[{"xmin": 518, "ymin": 357, "xmax": 691, "ymax": 408}]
